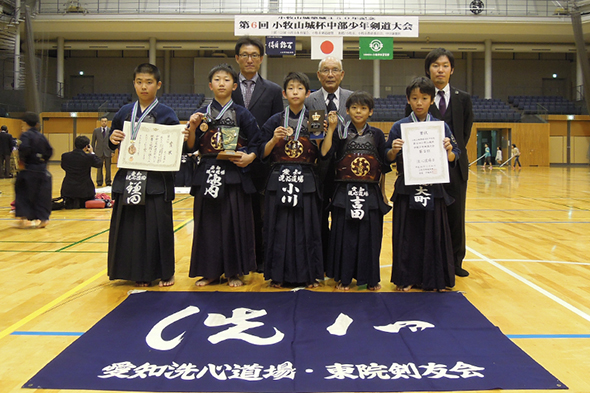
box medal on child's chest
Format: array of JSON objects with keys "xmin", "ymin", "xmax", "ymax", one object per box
[
  {"xmin": 283, "ymin": 107, "xmax": 306, "ymax": 159},
  {"xmin": 129, "ymin": 99, "xmax": 159, "ymax": 157}
]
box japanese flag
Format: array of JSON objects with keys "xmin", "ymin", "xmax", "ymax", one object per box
[{"xmin": 311, "ymin": 36, "xmax": 343, "ymax": 60}]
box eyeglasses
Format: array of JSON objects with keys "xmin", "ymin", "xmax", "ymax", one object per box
[
  {"xmin": 238, "ymin": 53, "xmax": 261, "ymax": 59},
  {"xmin": 319, "ymin": 68, "xmax": 342, "ymax": 75}
]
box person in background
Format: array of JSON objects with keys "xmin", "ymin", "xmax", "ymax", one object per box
[
  {"xmin": 495, "ymin": 146, "xmax": 503, "ymax": 165},
  {"xmin": 14, "ymin": 112, "xmax": 53, "ymax": 228},
  {"xmin": 232, "ymin": 36, "xmax": 284, "ymax": 272},
  {"xmin": 512, "ymin": 144, "xmax": 522, "ymax": 169},
  {"xmin": 60, "ymin": 135, "xmax": 102, "ymax": 209},
  {"xmin": 422, "ymin": 47, "xmax": 473, "ymax": 277},
  {"xmin": 0, "ymin": 125, "xmax": 15, "ymax": 178},
  {"xmin": 92, "ymin": 116, "xmax": 113, "ymax": 187}
]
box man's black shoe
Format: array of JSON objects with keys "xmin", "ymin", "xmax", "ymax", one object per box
[{"xmin": 455, "ymin": 267, "xmax": 469, "ymax": 277}]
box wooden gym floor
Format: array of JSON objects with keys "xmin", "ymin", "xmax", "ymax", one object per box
[{"xmin": 0, "ymin": 163, "xmax": 589, "ymax": 393}]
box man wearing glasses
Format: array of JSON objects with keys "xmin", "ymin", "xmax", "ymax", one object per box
[
  {"xmin": 305, "ymin": 56, "xmax": 352, "ymax": 267},
  {"xmin": 232, "ymin": 36, "xmax": 284, "ymax": 272}
]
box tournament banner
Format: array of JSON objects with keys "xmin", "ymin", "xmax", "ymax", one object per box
[
  {"xmin": 235, "ymin": 15, "xmax": 419, "ymax": 37},
  {"xmin": 25, "ymin": 291, "xmax": 566, "ymax": 392},
  {"xmin": 266, "ymin": 36, "xmax": 296, "ymax": 56},
  {"xmin": 359, "ymin": 37, "xmax": 393, "ymax": 60}
]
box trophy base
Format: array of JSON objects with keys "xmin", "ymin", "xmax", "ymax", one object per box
[{"xmin": 216, "ymin": 150, "xmax": 238, "ymax": 160}]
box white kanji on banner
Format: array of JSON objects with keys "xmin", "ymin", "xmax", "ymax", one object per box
[{"xmin": 311, "ymin": 36, "xmax": 343, "ymax": 60}]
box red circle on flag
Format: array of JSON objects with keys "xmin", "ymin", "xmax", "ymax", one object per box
[{"xmin": 320, "ymin": 40, "xmax": 334, "ymax": 54}]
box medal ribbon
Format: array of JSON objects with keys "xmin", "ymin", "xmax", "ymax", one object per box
[
  {"xmin": 338, "ymin": 120, "xmax": 368, "ymax": 139},
  {"xmin": 410, "ymin": 112, "xmax": 433, "ymax": 123},
  {"xmin": 335, "ymin": 113, "xmax": 347, "ymax": 138},
  {"xmin": 206, "ymin": 99, "xmax": 234, "ymax": 123},
  {"xmin": 283, "ymin": 106, "xmax": 306, "ymax": 140},
  {"xmin": 130, "ymin": 99, "xmax": 159, "ymax": 141}
]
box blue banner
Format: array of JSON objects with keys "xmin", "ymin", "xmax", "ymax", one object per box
[
  {"xmin": 24, "ymin": 291, "xmax": 566, "ymax": 392},
  {"xmin": 266, "ymin": 36, "xmax": 296, "ymax": 56}
]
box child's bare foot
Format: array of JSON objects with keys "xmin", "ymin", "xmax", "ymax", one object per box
[
  {"xmin": 135, "ymin": 281, "xmax": 150, "ymax": 287},
  {"xmin": 335, "ymin": 282, "xmax": 350, "ymax": 291},
  {"xmin": 159, "ymin": 276, "xmax": 175, "ymax": 287},
  {"xmin": 306, "ymin": 280, "xmax": 319, "ymax": 288},
  {"xmin": 228, "ymin": 276, "xmax": 243, "ymax": 287},
  {"xmin": 270, "ymin": 281, "xmax": 283, "ymax": 288},
  {"xmin": 395, "ymin": 285, "xmax": 412, "ymax": 292},
  {"xmin": 195, "ymin": 277, "xmax": 217, "ymax": 287},
  {"xmin": 368, "ymin": 283, "xmax": 381, "ymax": 291}
]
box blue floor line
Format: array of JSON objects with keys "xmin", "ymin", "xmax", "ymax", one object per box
[{"xmin": 11, "ymin": 331, "xmax": 84, "ymax": 336}]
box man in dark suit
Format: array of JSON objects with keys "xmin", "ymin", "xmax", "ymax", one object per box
[
  {"xmin": 0, "ymin": 125, "xmax": 15, "ymax": 178},
  {"xmin": 305, "ymin": 56, "xmax": 353, "ymax": 266},
  {"xmin": 232, "ymin": 36, "xmax": 284, "ymax": 271},
  {"xmin": 424, "ymin": 47, "xmax": 474, "ymax": 277},
  {"xmin": 92, "ymin": 116, "xmax": 113, "ymax": 186},
  {"xmin": 61, "ymin": 135, "xmax": 102, "ymax": 209}
]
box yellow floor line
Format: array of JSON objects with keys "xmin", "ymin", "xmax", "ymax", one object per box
[
  {"xmin": 0, "ymin": 269, "xmax": 106, "ymax": 340},
  {"xmin": 0, "ymin": 218, "xmax": 193, "ymax": 341}
]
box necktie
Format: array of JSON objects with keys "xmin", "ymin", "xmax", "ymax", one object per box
[
  {"xmin": 327, "ymin": 93, "xmax": 337, "ymax": 113},
  {"xmin": 243, "ymin": 80, "xmax": 254, "ymax": 108},
  {"xmin": 438, "ymin": 90, "xmax": 447, "ymax": 116},
  {"xmin": 102, "ymin": 127, "xmax": 106, "ymax": 137}
]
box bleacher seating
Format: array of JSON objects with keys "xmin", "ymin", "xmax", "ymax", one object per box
[
  {"xmin": 508, "ymin": 95, "xmax": 580, "ymax": 115},
  {"xmin": 61, "ymin": 93, "xmax": 132, "ymax": 112},
  {"xmin": 471, "ymin": 97, "xmax": 521, "ymax": 123},
  {"xmin": 60, "ymin": 93, "xmax": 206, "ymax": 118},
  {"xmin": 371, "ymin": 94, "xmax": 522, "ymax": 123}
]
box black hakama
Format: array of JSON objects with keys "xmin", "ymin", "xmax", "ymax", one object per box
[
  {"xmin": 189, "ymin": 180, "xmax": 256, "ymax": 279},
  {"xmin": 108, "ymin": 192, "xmax": 175, "ymax": 282},
  {"xmin": 263, "ymin": 166, "xmax": 324, "ymax": 285},
  {"xmin": 14, "ymin": 170, "xmax": 52, "ymax": 221},
  {"xmin": 326, "ymin": 183, "xmax": 390, "ymax": 288},
  {"xmin": 391, "ymin": 194, "xmax": 455, "ymax": 290}
]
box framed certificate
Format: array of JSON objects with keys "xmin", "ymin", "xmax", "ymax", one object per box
[
  {"xmin": 400, "ymin": 121, "xmax": 450, "ymax": 186},
  {"xmin": 118, "ymin": 121, "xmax": 186, "ymax": 172}
]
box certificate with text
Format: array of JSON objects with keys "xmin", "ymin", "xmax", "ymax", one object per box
[
  {"xmin": 401, "ymin": 121, "xmax": 449, "ymax": 186},
  {"xmin": 117, "ymin": 121, "xmax": 185, "ymax": 172}
]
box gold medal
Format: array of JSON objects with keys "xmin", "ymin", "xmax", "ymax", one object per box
[
  {"xmin": 286, "ymin": 127, "xmax": 294, "ymax": 136},
  {"xmin": 200, "ymin": 122, "xmax": 209, "ymax": 131},
  {"xmin": 128, "ymin": 144, "xmax": 137, "ymax": 155}
]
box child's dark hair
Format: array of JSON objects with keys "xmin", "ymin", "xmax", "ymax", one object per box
[
  {"xmin": 406, "ymin": 76, "xmax": 436, "ymax": 100},
  {"xmin": 21, "ymin": 112, "xmax": 40, "ymax": 127},
  {"xmin": 346, "ymin": 91, "xmax": 374, "ymax": 110},
  {"xmin": 208, "ymin": 63, "xmax": 238, "ymax": 83},
  {"xmin": 133, "ymin": 63, "xmax": 161, "ymax": 83},
  {"xmin": 424, "ymin": 47, "xmax": 455, "ymax": 78},
  {"xmin": 283, "ymin": 72, "xmax": 310, "ymax": 92},
  {"xmin": 235, "ymin": 36, "xmax": 265, "ymax": 57}
]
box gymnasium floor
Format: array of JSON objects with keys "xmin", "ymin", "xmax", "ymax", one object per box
[{"xmin": 0, "ymin": 163, "xmax": 589, "ymax": 393}]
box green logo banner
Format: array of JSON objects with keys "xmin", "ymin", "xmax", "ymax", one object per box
[{"xmin": 359, "ymin": 37, "xmax": 393, "ymax": 60}]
